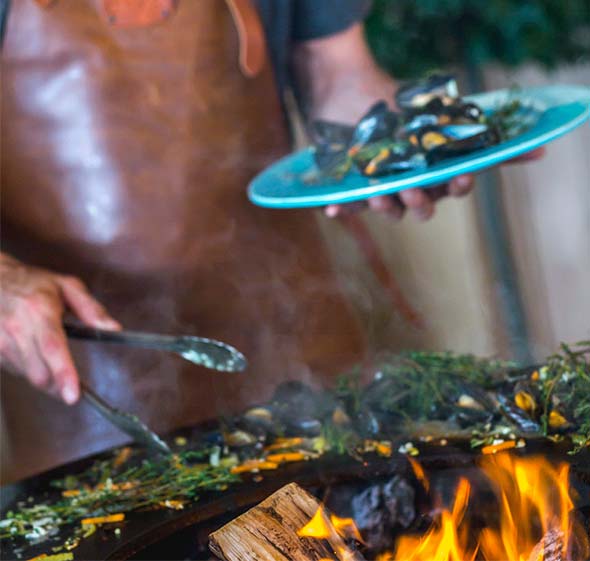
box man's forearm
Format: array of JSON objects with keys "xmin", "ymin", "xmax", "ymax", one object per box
[{"xmin": 292, "ymin": 22, "xmax": 397, "ymax": 124}]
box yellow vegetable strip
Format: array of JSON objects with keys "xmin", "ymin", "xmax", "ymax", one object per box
[
  {"xmin": 81, "ymin": 513, "xmax": 124, "ymax": 526},
  {"xmin": 265, "ymin": 452, "xmax": 307, "ymax": 463},
  {"xmin": 231, "ymin": 460, "xmax": 279, "ymax": 474}
]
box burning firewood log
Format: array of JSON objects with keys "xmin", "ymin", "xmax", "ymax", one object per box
[
  {"xmin": 209, "ymin": 482, "xmax": 366, "ymax": 561},
  {"xmin": 526, "ymin": 529, "xmax": 565, "ymax": 561}
]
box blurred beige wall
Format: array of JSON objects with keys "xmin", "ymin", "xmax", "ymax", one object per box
[
  {"xmin": 486, "ymin": 64, "xmax": 590, "ymax": 359},
  {"xmin": 316, "ymin": 63, "xmax": 590, "ymax": 362}
]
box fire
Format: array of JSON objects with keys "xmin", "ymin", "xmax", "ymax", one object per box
[
  {"xmin": 298, "ymin": 453, "xmax": 589, "ymax": 561},
  {"xmin": 477, "ymin": 454, "xmax": 580, "ymax": 561},
  {"xmin": 392, "ymin": 478, "xmax": 477, "ymax": 561},
  {"xmin": 298, "ymin": 506, "xmax": 364, "ymax": 543}
]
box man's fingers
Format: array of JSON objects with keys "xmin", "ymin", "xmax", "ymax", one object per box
[
  {"xmin": 367, "ymin": 195, "xmax": 405, "ymax": 220},
  {"xmin": 35, "ymin": 324, "xmax": 80, "ymax": 404},
  {"xmin": 20, "ymin": 336, "xmax": 52, "ymax": 392},
  {"xmin": 399, "ymin": 188, "xmax": 435, "ymax": 221},
  {"xmin": 57, "ymin": 276, "xmax": 121, "ymax": 330},
  {"xmin": 449, "ymin": 174, "xmax": 475, "ymax": 197},
  {"xmin": 324, "ymin": 201, "xmax": 367, "ymax": 217}
]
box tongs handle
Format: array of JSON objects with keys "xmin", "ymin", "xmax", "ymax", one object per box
[
  {"xmin": 65, "ymin": 323, "xmax": 180, "ymax": 352},
  {"xmin": 64, "ymin": 322, "xmax": 247, "ymax": 372}
]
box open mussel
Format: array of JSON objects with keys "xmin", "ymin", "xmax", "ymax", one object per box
[
  {"xmin": 355, "ymin": 140, "xmax": 427, "ymax": 176},
  {"xmin": 348, "ymin": 101, "xmax": 399, "ymax": 154},
  {"xmin": 395, "ymin": 74, "xmax": 459, "ymax": 111},
  {"xmin": 270, "ymin": 380, "xmax": 333, "ymax": 436},
  {"xmin": 413, "ymin": 123, "xmax": 499, "ymax": 163},
  {"xmin": 404, "ymin": 98, "xmax": 484, "ymax": 125},
  {"xmin": 311, "ymin": 120, "xmax": 355, "ymax": 178},
  {"xmin": 496, "ymin": 393, "xmax": 541, "ymax": 433}
]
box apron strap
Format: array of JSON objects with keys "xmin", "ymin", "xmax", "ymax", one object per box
[
  {"xmin": 32, "ymin": 0, "xmax": 267, "ymax": 78},
  {"xmin": 225, "ymin": 0, "xmax": 266, "ymax": 78}
]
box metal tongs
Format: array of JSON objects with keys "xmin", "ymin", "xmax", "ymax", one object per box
[
  {"xmin": 80, "ymin": 381, "xmax": 172, "ymax": 455},
  {"xmin": 66, "ymin": 323, "xmax": 248, "ymax": 455},
  {"xmin": 65, "ymin": 324, "xmax": 247, "ymax": 373}
]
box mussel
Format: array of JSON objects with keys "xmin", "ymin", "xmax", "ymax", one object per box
[
  {"xmin": 348, "ymin": 101, "xmax": 399, "ymax": 154},
  {"xmin": 395, "ymin": 74, "xmax": 459, "ymax": 111},
  {"xmin": 311, "ymin": 120, "xmax": 354, "ymax": 178},
  {"xmin": 355, "ymin": 141, "xmax": 427, "ymax": 176},
  {"xmin": 414, "ymin": 123, "xmax": 499, "ymax": 163},
  {"xmin": 496, "ymin": 394, "xmax": 541, "ymax": 433},
  {"xmin": 270, "ymin": 380, "xmax": 327, "ymax": 436},
  {"xmin": 404, "ymin": 98, "xmax": 484, "ymax": 124}
]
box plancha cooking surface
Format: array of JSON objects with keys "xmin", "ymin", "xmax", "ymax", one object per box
[{"xmin": 2, "ymin": 424, "xmax": 588, "ymax": 561}]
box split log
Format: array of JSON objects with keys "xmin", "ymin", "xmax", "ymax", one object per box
[
  {"xmin": 526, "ymin": 529, "xmax": 564, "ymax": 561},
  {"xmin": 209, "ymin": 482, "xmax": 366, "ymax": 561}
]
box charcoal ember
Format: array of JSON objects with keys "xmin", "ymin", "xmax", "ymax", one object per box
[
  {"xmin": 382, "ymin": 477, "xmax": 415, "ymax": 527},
  {"xmin": 351, "ymin": 476, "xmax": 415, "ymax": 551}
]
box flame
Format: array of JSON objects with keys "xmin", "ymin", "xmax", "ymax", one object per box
[
  {"xmin": 330, "ymin": 514, "xmax": 365, "ymax": 544},
  {"xmin": 392, "ymin": 478, "xmax": 477, "ymax": 561},
  {"xmin": 297, "ymin": 505, "xmax": 364, "ymax": 543},
  {"xmin": 297, "ymin": 505, "xmax": 332, "ymax": 539},
  {"xmin": 298, "ymin": 453, "xmax": 589, "ymax": 561},
  {"xmin": 477, "ymin": 454, "xmax": 579, "ymax": 561},
  {"xmin": 408, "ymin": 456, "xmax": 430, "ymax": 493}
]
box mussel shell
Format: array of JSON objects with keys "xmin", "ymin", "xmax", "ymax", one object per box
[
  {"xmin": 496, "ymin": 394, "xmax": 541, "ymax": 433},
  {"xmin": 403, "ymin": 114, "xmax": 440, "ymax": 134},
  {"xmin": 454, "ymin": 102, "xmax": 484, "ymax": 122},
  {"xmin": 408, "ymin": 99, "xmax": 483, "ymax": 122},
  {"xmin": 223, "ymin": 429, "xmax": 259, "ymax": 447},
  {"xmin": 353, "ymin": 409, "xmax": 381, "ymax": 437},
  {"xmin": 311, "ymin": 120, "xmax": 355, "ymax": 175},
  {"xmin": 356, "ymin": 141, "xmax": 427, "ymax": 176},
  {"xmin": 272, "ymin": 380, "xmax": 316, "ymax": 405},
  {"xmin": 395, "ymin": 74, "xmax": 458, "ymax": 110},
  {"xmin": 238, "ymin": 406, "xmax": 274, "ymax": 436},
  {"xmin": 421, "ymin": 124, "xmax": 499, "ymax": 162},
  {"xmin": 271, "ymin": 380, "xmax": 328, "ymax": 424},
  {"xmin": 449, "ymin": 408, "xmax": 495, "ymax": 428},
  {"xmin": 313, "ymin": 149, "xmax": 353, "ymax": 178},
  {"xmin": 312, "ymin": 120, "xmax": 355, "ymax": 147},
  {"xmin": 284, "ymin": 417, "xmax": 322, "ymax": 437},
  {"xmin": 361, "ymin": 153, "xmax": 427, "ymax": 176},
  {"xmin": 350, "ymin": 101, "xmax": 399, "ymax": 150}
]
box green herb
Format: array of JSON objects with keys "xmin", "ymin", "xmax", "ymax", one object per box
[
  {"xmin": 0, "ymin": 449, "xmax": 238, "ymax": 542},
  {"xmin": 484, "ymin": 89, "xmax": 540, "ymax": 141},
  {"xmin": 352, "ymin": 351, "xmax": 515, "ymax": 421},
  {"xmin": 538, "ymin": 341, "xmax": 590, "ymax": 453}
]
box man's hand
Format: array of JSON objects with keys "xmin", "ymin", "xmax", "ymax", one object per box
[
  {"xmin": 293, "ymin": 23, "xmax": 545, "ymax": 221},
  {"xmin": 0, "ymin": 253, "xmax": 120, "ymax": 404},
  {"xmin": 324, "ymin": 147, "xmax": 546, "ymax": 220}
]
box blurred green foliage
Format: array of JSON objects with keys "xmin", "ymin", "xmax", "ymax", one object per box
[{"xmin": 365, "ymin": 0, "xmax": 590, "ymax": 78}]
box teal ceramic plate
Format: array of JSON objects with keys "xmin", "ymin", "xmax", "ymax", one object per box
[{"xmin": 248, "ymin": 85, "xmax": 590, "ymax": 209}]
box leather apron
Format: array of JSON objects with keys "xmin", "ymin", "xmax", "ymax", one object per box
[{"xmin": 1, "ymin": 0, "xmax": 364, "ymax": 482}]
